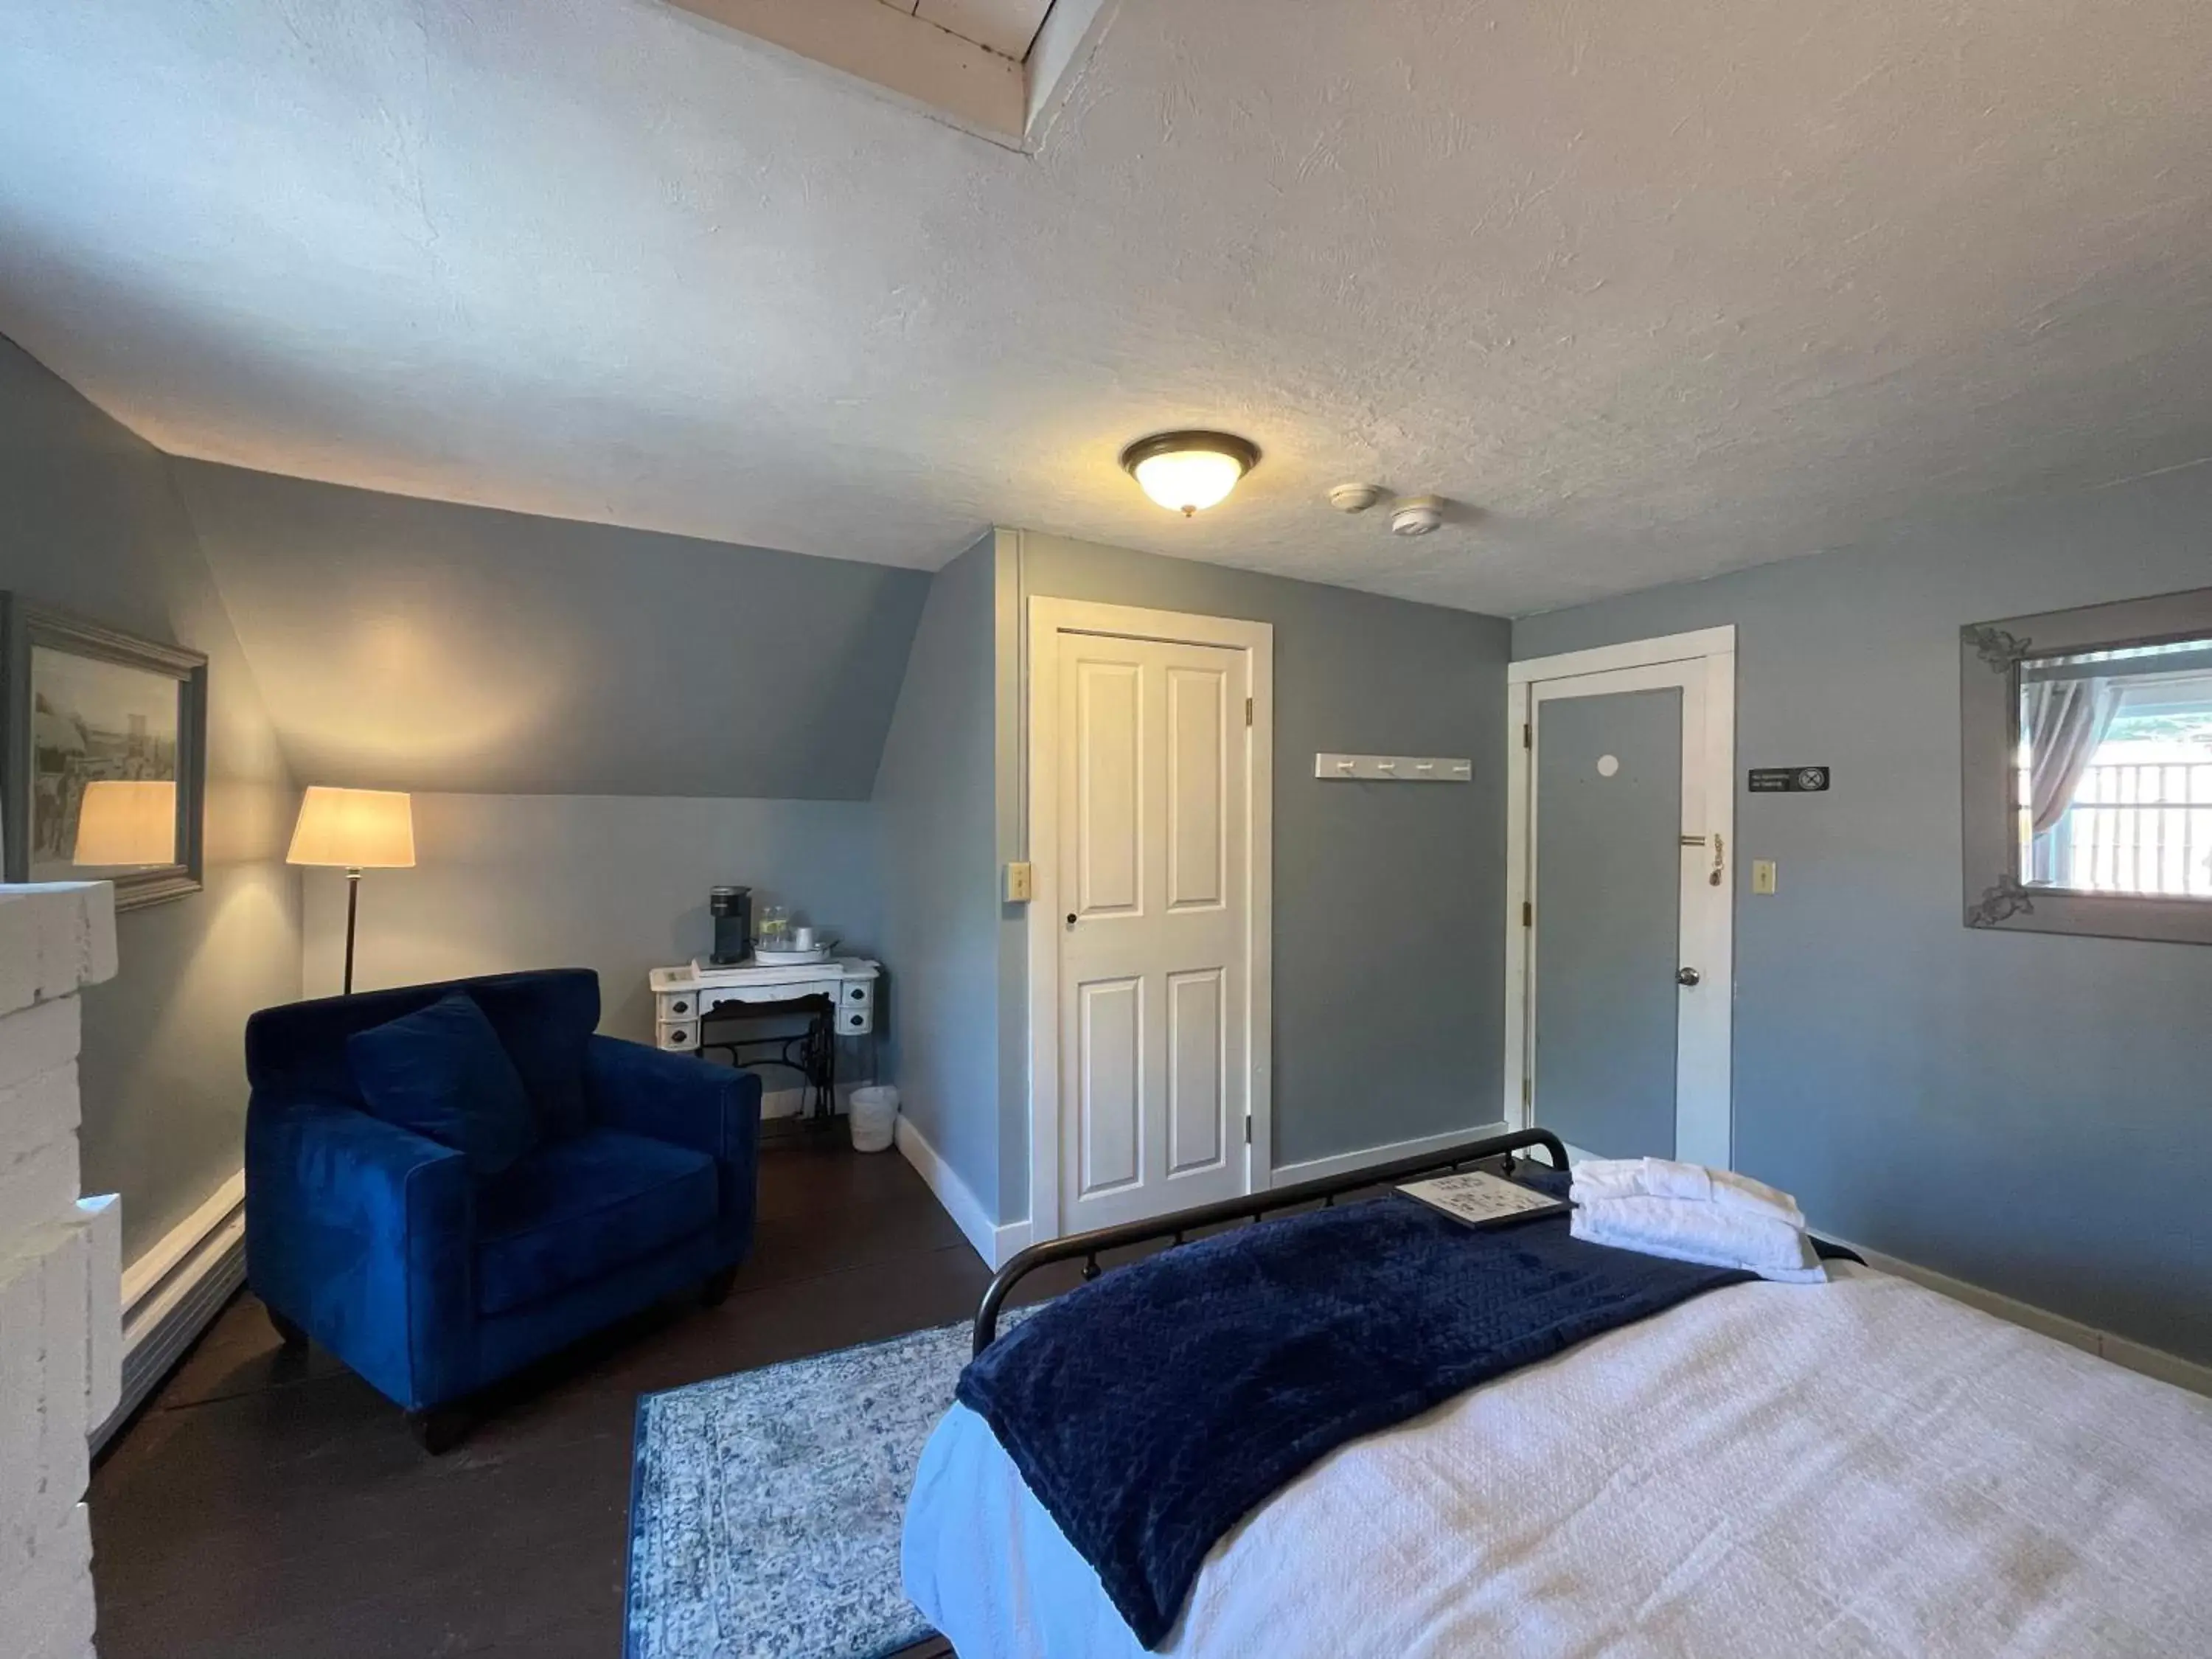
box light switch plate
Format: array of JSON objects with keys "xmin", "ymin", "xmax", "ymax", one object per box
[
  {"xmin": 1752, "ymin": 860, "xmax": 1778, "ymax": 895},
  {"xmin": 1005, "ymin": 860, "xmax": 1034, "ymax": 902}
]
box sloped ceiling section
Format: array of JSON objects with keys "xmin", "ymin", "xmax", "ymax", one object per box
[
  {"xmin": 911, "ymin": 0, "xmax": 1054, "ymax": 61},
  {"xmin": 664, "ymin": 0, "xmax": 1088, "ymax": 146},
  {"xmin": 173, "ymin": 461, "xmax": 933, "ymax": 800}
]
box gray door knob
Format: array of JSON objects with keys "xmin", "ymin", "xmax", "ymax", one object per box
[{"xmin": 1677, "ymin": 966, "xmax": 1702, "ymax": 987}]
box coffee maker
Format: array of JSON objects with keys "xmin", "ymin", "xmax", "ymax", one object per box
[{"xmin": 709, "ymin": 886, "xmax": 752, "ymax": 966}]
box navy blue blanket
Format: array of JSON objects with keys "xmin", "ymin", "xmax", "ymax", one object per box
[{"xmin": 956, "ymin": 1172, "xmax": 1754, "ymax": 1648}]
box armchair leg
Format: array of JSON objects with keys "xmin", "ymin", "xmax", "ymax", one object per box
[
  {"xmin": 266, "ymin": 1305, "xmax": 310, "ymax": 1352},
  {"xmin": 701, "ymin": 1265, "xmax": 739, "ymax": 1308},
  {"xmin": 409, "ymin": 1405, "xmax": 473, "ymax": 1455}
]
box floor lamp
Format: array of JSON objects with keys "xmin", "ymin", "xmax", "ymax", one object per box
[{"xmin": 287, "ymin": 787, "xmax": 416, "ymax": 995}]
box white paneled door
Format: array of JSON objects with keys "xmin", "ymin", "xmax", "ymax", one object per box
[{"xmin": 1030, "ymin": 603, "xmax": 1273, "ymax": 1239}]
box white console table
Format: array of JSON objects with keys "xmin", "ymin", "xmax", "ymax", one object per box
[
  {"xmin": 648, "ymin": 957, "xmax": 879, "ymax": 1052},
  {"xmin": 649, "ymin": 957, "xmax": 880, "ymax": 1121}
]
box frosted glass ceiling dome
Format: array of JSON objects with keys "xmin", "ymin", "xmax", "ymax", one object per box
[{"xmin": 1120, "ymin": 431, "xmax": 1261, "ymax": 517}]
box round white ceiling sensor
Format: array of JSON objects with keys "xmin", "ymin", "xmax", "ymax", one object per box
[
  {"xmin": 1389, "ymin": 495, "xmax": 1447, "ymax": 535},
  {"xmin": 1597, "ymin": 754, "xmax": 1621, "ymax": 777},
  {"xmin": 1328, "ymin": 482, "xmax": 1383, "ymax": 512}
]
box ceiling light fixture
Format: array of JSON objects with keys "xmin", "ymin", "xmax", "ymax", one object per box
[{"xmin": 1120, "ymin": 431, "xmax": 1262, "ymax": 517}]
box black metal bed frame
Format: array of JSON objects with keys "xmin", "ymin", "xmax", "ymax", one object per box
[{"xmin": 973, "ymin": 1125, "xmax": 1570, "ymax": 1355}]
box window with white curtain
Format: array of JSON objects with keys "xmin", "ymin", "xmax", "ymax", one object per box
[{"xmin": 2018, "ymin": 640, "xmax": 2212, "ymax": 898}]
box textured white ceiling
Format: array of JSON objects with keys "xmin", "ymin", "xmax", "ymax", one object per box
[{"xmin": 2, "ymin": 1, "xmax": 2210, "ymax": 616}]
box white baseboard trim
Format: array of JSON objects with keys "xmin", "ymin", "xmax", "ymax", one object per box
[
  {"xmin": 1271, "ymin": 1121, "xmax": 1512, "ymax": 1188},
  {"xmin": 96, "ymin": 1170, "xmax": 248, "ymax": 1450},
  {"xmin": 893, "ymin": 1114, "xmax": 1028, "ymax": 1269},
  {"xmin": 1827, "ymin": 1234, "xmax": 2212, "ymax": 1398},
  {"xmin": 1528, "ymin": 1144, "xmax": 2208, "ymax": 1396},
  {"xmin": 992, "ymin": 1217, "xmax": 1033, "ymax": 1265}
]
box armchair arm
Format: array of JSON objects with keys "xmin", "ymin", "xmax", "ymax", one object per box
[
  {"xmin": 585, "ymin": 1035, "xmax": 762, "ymax": 1164},
  {"xmin": 244, "ymin": 1095, "xmax": 473, "ymax": 1411},
  {"xmin": 585, "ymin": 1037, "xmax": 762, "ymax": 1256}
]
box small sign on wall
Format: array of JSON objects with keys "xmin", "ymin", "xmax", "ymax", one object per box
[{"xmin": 1747, "ymin": 766, "xmax": 1831, "ymax": 793}]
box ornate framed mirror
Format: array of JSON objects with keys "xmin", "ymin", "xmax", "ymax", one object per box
[{"xmin": 1961, "ymin": 585, "xmax": 2212, "ymax": 945}]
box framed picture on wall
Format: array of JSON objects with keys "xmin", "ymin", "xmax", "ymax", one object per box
[{"xmin": 0, "ymin": 597, "xmax": 209, "ymax": 910}]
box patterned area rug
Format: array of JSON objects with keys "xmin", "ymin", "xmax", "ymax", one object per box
[{"xmin": 625, "ymin": 1318, "xmax": 975, "ymax": 1659}]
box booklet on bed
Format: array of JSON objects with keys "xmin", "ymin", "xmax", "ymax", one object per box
[{"xmin": 1397, "ymin": 1169, "xmax": 1571, "ymax": 1228}]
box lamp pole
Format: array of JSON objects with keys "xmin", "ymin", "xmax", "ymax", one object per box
[{"xmin": 344, "ymin": 866, "xmax": 362, "ymax": 995}]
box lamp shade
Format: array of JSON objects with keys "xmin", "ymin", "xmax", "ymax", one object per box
[
  {"xmin": 72, "ymin": 779, "xmax": 177, "ymax": 866},
  {"xmin": 287, "ymin": 787, "xmax": 416, "ymax": 869}
]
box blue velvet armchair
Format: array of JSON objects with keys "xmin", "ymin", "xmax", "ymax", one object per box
[{"xmin": 244, "ymin": 969, "xmax": 761, "ymax": 1445}]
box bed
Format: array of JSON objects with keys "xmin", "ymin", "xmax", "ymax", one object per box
[{"xmin": 902, "ymin": 1130, "xmax": 2212, "ymax": 1658}]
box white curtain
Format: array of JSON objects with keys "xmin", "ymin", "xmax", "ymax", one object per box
[{"xmin": 2024, "ymin": 676, "xmax": 2124, "ymax": 835}]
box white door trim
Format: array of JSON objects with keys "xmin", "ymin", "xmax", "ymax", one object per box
[
  {"xmin": 1026, "ymin": 597, "xmax": 1275, "ymax": 1244},
  {"xmin": 1503, "ymin": 627, "xmax": 1736, "ymax": 1167},
  {"xmin": 1506, "ymin": 625, "xmax": 1739, "ymax": 685}
]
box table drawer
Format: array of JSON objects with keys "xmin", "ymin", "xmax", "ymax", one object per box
[
  {"xmin": 657, "ymin": 990, "xmax": 701, "ymax": 1020},
  {"xmin": 836, "ymin": 1004, "xmax": 874, "ymax": 1036},
  {"xmin": 701, "ymin": 980, "xmax": 838, "ymax": 1015},
  {"xmin": 656, "ymin": 1019, "xmax": 699, "ymax": 1052}
]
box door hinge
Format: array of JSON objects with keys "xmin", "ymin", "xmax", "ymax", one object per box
[
  {"xmin": 1244, "ymin": 1113, "xmax": 1252, "ymax": 1145},
  {"xmin": 1523, "ymin": 721, "xmax": 1531, "ymax": 749},
  {"xmin": 1521, "ymin": 1076, "xmax": 1531, "ymax": 1107},
  {"xmin": 1245, "ymin": 697, "xmax": 1254, "ymax": 727},
  {"xmin": 1521, "ymin": 900, "xmax": 1533, "ymax": 928}
]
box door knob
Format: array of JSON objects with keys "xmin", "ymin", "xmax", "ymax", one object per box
[
  {"xmin": 1066, "ymin": 913, "xmax": 1078, "ymax": 928},
  {"xmin": 1677, "ymin": 967, "xmax": 1701, "ymax": 987}
]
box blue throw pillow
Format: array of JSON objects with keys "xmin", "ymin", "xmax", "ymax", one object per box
[
  {"xmin": 468, "ymin": 973, "xmax": 597, "ymax": 1139},
  {"xmin": 347, "ymin": 992, "xmax": 538, "ymax": 1175}
]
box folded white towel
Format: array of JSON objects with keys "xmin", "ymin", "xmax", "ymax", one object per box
[
  {"xmin": 1572, "ymin": 1193, "xmax": 1827, "ymax": 1285},
  {"xmin": 1571, "ymin": 1157, "xmax": 1805, "ymax": 1231}
]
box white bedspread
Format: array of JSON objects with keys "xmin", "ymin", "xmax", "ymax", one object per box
[{"xmin": 902, "ymin": 1262, "xmax": 2212, "ymax": 1657}]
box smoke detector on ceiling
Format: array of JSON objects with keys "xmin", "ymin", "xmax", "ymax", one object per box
[
  {"xmin": 1328, "ymin": 482, "xmax": 1385, "ymax": 513},
  {"xmin": 1389, "ymin": 495, "xmax": 1447, "ymax": 536}
]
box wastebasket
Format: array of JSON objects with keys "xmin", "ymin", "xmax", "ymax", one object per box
[{"xmin": 849, "ymin": 1085, "xmax": 899, "ymax": 1153}]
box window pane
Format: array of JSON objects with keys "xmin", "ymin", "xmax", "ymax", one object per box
[{"xmin": 2020, "ymin": 635, "xmax": 2212, "ymax": 897}]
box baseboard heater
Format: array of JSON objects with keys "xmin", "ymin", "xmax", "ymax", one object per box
[{"xmin": 94, "ymin": 1177, "xmax": 247, "ymax": 1453}]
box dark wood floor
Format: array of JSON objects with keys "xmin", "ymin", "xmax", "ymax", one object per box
[{"xmin": 90, "ymin": 1132, "xmax": 993, "ymax": 1659}]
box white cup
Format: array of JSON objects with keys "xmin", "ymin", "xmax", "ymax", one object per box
[{"xmin": 792, "ymin": 925, "xmax": 817, "ymax": 950}]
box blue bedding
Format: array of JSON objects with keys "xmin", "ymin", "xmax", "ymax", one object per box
[{"xmin": 955, "ymin": 1170, "xmax": 1754, "ymax": 1648}]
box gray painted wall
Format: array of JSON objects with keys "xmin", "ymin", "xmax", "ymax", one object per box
[
  {"xmin": 1514, "ymin": 466, "xmax": 2212, "ymax": 1364},
  {"xmin": 0, "ymin": 336, "xmax": 301, "ymax": 1262},
  {"xmin": 173, "ymin": 461, "xmax": 932, "ymax": 800},
  {"xmin": 299, "ymin": 792, "xmax": 882, "ymax": 1046},
  {"xmin": 998, "ymin": 530, "xmax": 1514, "ymax": 1217},
  {"xmin": 872, "ymin": 537, "xmax": 1004, "ymax": 1214}
]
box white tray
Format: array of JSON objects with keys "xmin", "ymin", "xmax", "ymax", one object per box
[{"xmin": 748, "ymin": 942, "xmax": 835, "ymax": 967}]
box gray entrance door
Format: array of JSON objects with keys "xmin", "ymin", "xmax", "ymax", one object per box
[{"xmin": 1534, "ymin": 689, "xmax": 1683, "ymax": 1159}]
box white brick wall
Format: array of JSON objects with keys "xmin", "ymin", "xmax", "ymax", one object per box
[{"xmin": 0, "ymin": 885, "xmax": 122, "ymax": 1659}]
